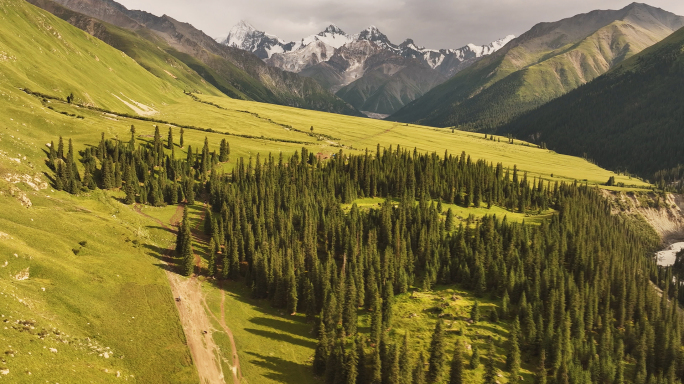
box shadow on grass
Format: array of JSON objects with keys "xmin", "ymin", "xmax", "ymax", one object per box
[
  {"xmin": 154, "ymin": 262, "xmax": 179, "ymax": 273},
  {"xmin": 244, "ymin": 327, "xmax": 316, "ymax": 349},
  {"xmin": 246, "ymin": 351, "xmax": 312, "ymax": 383},
  {"xmin": 144, "ymin": 243, "xmax": 176, "ymax": 264},
  {"xmin": 250, "ymin": 315, "xmax": 309, "ymax": 328},
  {"xmin": 468, "ymin": 323, "xmax": 508, "ymax": 339}
]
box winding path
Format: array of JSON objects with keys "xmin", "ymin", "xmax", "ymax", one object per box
[{"xmin": 133, "ymin": 204, "xmax": 242, "ymax": 384}]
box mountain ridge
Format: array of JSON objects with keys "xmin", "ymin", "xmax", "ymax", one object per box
[
  {"xmin": 222, "ymin": 21, "xmax": 514, "ymax": 115},
  {"xmin": 389, "ymin": 2, "xmax": 684, "ymax": 129},
  {"xmin": 499, "ymin": 21, "xmax": 684, "ymax": 178}
]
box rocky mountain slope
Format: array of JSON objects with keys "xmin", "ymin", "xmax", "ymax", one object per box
[
  {"xmin": 222, "ymin": 22, "xmax": 513, "ymax": 115},
  {"xmin": 34, "ymin": 0, "xmax": 362, "ymax": 116},
  {"xmin": 390, "ymin": 2, "xmax": 684, "ymax": 129}
]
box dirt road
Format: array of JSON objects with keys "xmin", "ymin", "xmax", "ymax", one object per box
[{"xmin": 134, "ymin": 204, "xmax": 242, "ymax": 384}]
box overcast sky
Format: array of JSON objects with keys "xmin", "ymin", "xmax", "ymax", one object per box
[{"xmin": 115, "ymin": 0, "xmax": 684, "ymax": 48}]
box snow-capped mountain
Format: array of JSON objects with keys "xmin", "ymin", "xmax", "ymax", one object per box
[
  {"xmin": 220, "ymin": 22, "xmax": 514, "ymax": 116},
  {"xmin": 221, "ymin": 22, "xmax": 513, "ymax": 75},
  {"xmin": 222, "ymin": 20, "xmax": 295, "ymax": 59},
  {"xmin": 292, "ymin": 24, "xmax": 354, "ymax": 51},
  {"xmin": 400, "ymin": 34, "xmax": 516, "ymax": 77}
]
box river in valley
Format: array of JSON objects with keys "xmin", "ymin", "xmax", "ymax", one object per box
[{"xmin": 656, "ymin": 242, "xmax": 684, "ymax": 266}]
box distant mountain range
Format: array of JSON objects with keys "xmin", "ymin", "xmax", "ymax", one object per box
[
  {"xmin": 28, "ymin": 0, "xmax": 362, "ymax": 116},
  {"xmin": 222, "ymin": 22, "xmax": 514, "ymax": 116},
  {"xmin": 390, "ymin": 2, "xmax": 684, "ymax": 129}
]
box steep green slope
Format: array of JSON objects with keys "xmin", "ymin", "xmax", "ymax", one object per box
[
  {"xmin": 42, "ymin": 0, "xmax": 363, "ymax": 116},
  {"xmin": 25, "ymin": 0, "xmax": 246, "ymax": 99},
  {"xmin": 0, "ymin": 0, "xmax": 188, "ymax": 112},
  {"xmin": 390, "ymin": 3, "xmax": 684, "ymax": 130},
  {"xmin": 500, "ymin": 25, "xmax": 684, "ymax": 179}
]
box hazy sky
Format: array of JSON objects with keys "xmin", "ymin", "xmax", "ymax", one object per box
[{"xmin": 115, "ymin": 0, "xmax": 684, "ymax": 48}]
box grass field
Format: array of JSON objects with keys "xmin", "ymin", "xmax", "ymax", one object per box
[{"xmin": 0, "ymin": 188, "xmax": 197, "ymax": 383}]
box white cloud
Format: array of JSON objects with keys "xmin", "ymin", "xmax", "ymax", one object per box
[{"xmin": 116, "ymin": 0, "xmax": 684, "ymax": 48}]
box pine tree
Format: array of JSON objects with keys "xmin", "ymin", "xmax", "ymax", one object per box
[
  {"xmin": 343, "ymin": 276, "xmax": 358, "ymax": 335},
  {"xmin": 179, "ymin": 209, "xmax": 195, "ymax": 276},
  {"xmin": 167, "ymin": 127, "xmax": 173, "ymax": 149},
  {"xmin": 470, "ymin": 345, "xmax": 480, "ymax": 369},
  {"xmin": 428, "ymin": 319, "xmax": 446, "ymax": 383},
  {"xmin": 369, "ymin": 344, "xmax": 382, "ymax": 384},
  {"xmin": 229, "ymin": 239, "xmax": 240, "ymax": 279},
  {"xmin": 219, "ymin": 138, "xmax": 229, "ymax": 162},
  {"xmin": 399, "ymin": 332, "xmax": 412, "ymax": 384},
  {"xmin": 483, "ymin": 339, "xmax": 497, "ymax": 384},
  {"xmin": 356, "ymin": 337, "xmax": 366, "ymax": 384},
  {"xmin": 57, "ymin": 136, "xmax": 64, "ymax": 159},
  {"xmin": 471, "ymin": 301, "xmax": 480, "ymax": 323},
  {"xmin": 507, "ymin": 318, "xmax": 521, "ymax": 384},
  {"xmin": 346, "ymin": 337, "xmax": 358, "ymax": 384},
  {"xmin": 114, "ymin": 162, "xmax": 122, "ymax": 189},
  {"xmin": 128, "ymin": 125, "xmax": 136, "ymax": 152},
  {"xmin": 102, "ymin": 158, "xmax": 113, "ymax": 189},
  {"xmin": 207, "ymin": 238, "xmax": 217, "ymax": 277},
  {"xmin": 287, "ymin": 261, "xmax": 298, "ymax": 315},
  {"xmin": 313, "ymin": 320, "xmax": 330, "ymax": 376},
  {"xmin": 535, "ymin": 349, "xmax": 547, "ymax": 384},
  {"xmin": 387, "ymin": 344, "xmax": 400, "ymax": 384},
  {"xmin": 180, "ymin": 127, "xmax": 184, "ymax": 148},
  {"xmin": 448, "ymin": 340, "xmax": 464, "ymax": 384},
  {"xmin": 186, "ymin": 179, "xmax": 195, "ymax": 204},
  {"xmin": 445, "ymin": 208, "xmax": 454, "ymax": 231},
  {"xmin": 413, "ymin": 352, "xmax": 426, "ymax": 384},
  {"xmin": 370, "ymin": 295, "xmax": 382, "ymax": 346},
  {"xmin": 381, "ymin": 279, "xmax": 393, "ymax": 330}
]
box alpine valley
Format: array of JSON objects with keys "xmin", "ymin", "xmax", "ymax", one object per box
[
  {"xmin": 222, "ymin": 21, "xmax": 514, "ymax": 116},
  {"xmin": 2, "ymin": 0, "xmax": 684, "ymax": 383}
]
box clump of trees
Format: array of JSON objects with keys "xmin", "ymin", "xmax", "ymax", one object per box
[{"xmin": 48, "ymin": 125, "xmax": 226, "ymax": 205}]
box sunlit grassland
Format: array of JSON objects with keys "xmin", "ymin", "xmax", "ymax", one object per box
[{"xmin": 0, "ymin": 188, "xmax": 196, "ymax": 383}]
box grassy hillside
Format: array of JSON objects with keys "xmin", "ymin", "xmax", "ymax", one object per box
[
  {"xmin": 0, "ymin": 0, "xmax": 188, "ymax": 112},
  {"xmin": 500, "ymin": 24, "xmax": 684, "ymax": 179},
  {"xmin": 25, "ymin": 0, "xmax": 247, "ymax": 99},
  {"xmin": 389, "ymin": 3, "xmax": 684, "ymax": 131}
]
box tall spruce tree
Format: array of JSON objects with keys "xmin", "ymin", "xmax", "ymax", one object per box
[
  {"xmin": 506, "ymin": 318, "xmax": 521, "ymax": 384},
  {"xmin": 535, "ymin": 349, "xmax": 547, "ymax": 384},
  {"xmin": 470, "ymin": 345, "xmax": 480, "ymax": 369},
  {"xmin": 483, "ymin": 339, "xmax": 497, "ymax": 384},
  {"xmin": 287, "ymin": 261, "xmax": 298, "ymax": 315},
  {"xmin": 448, "ymin": 340, "xmax": 464, "ymax": 384},
  {"xmin": 313, "ymin": 320, "xmax": 330, "ymax": 376},
  {"xmin": 428, "ymin": 319, "xmax": 446, "ymax": 383},
  {"xmin": 167, "ymin": 127, "xmax": 173, "ymax": 149},
  {"xmin": 413, "ymin": 352, "xmax": 426, "ymax": 384}
]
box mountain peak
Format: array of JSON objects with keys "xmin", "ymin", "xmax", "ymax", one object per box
[
  {"xmin": 356, "ymin": 25, "xmax": 392, "ymax": 45},
  {"xmin": 320, "ymin": 24, "xmax": 346, "ymax": 35},
  {"xmin": 233, "ymin": 20, "xmax": 256, "ymax": 32}
]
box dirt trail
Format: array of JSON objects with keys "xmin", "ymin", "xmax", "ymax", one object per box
[{"xmin": 133, "ymin": 204, "xmax": 239, "ymax": 384}]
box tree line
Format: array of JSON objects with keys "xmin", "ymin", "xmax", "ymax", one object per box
[{"xmin": 49, "ymin": 132, "xmax": 681, "ymax": 383}]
